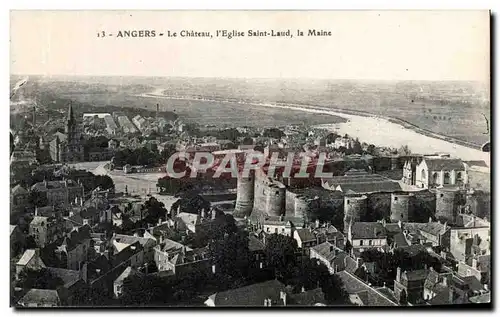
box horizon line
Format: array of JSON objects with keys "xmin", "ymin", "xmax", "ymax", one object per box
[{"xmin": 8, "ymin": 73, "xmax": 489, "ymax": 84}]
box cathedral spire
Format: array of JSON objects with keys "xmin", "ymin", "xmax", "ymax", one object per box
[{"xmin": 67, "ymin": 102, "xmax": 75, "ymax": 122}]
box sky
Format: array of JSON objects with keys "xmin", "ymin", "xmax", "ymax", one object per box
[{"xmin": 10, "ymin": 10, "xmax": 490, "ymax": 81}]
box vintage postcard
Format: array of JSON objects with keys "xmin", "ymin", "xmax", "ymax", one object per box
[{"xmin": 10, "ymin": 10, "xmax": 491, "ymax": 308}]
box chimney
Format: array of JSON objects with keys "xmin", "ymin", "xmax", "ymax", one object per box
[
  {"xmin": 442, "ymin": 276, "xmax": 448, "ymax": 286},
  {"xmin": 381, "ymin": 218, "xmax": 386, "ymax": 227},
  {"xmin": 429, "ymin": 217, "xmax": 432, "ymax": 223},
  {"xmin": 396, "ymin": 267, "xmax": 401, "ymax": 282},
  {"xmin": 301, "ymin": 286, "xmax": 306, "ymax": 293},
  {"xmin": 158, "ymin": 217, "xmax": 163, "ymax": 225},
  {"xmin": 398, "ymin": 219, "xmax": 402, "ymax": 229},
  {"xmin": 263, "ymin": 298, "xmax": 268, "ymax": 307},
  {"xmin": 268, "ymin": 298, "xmax": 272, "ymax": 307},
  {"xmin": 69, "ymin": 211, "xmax": 74, "ymax": 217},
  {"xmin": 315, "ymin": 219, "xmax": 320, "ymax": 228},
  {"xmin": 280, "ymin": 291, "xmax": 287, "ymax": 306},
  {"xmin": 356, "ymin": 257, "xmax": 362, "ymax": 269},
  {"xmin": 35, "ymin": 207, "xmax": 38, "ymax": 216},
  {"xmin": 472, "ymin": 258, "xmax": 478, "ymax": 269}
]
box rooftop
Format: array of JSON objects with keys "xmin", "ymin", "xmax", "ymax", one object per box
[
  {"xmin": 350, "ymin": 222, "xmax": 387, "ymax": 239},
  {"xmin": 422, "ymin": 158, "xmax": 465, "ymax": 171},
  {"xmin": 207, "ymin": 279, "xmax": 286, "ymax": 307},
  {"xmin": 335, "ymin": 271, "xmax": 397, "ymax": 306}
]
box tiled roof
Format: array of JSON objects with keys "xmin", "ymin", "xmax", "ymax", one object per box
[
  {"xmin": 335, "ymin": 271, "xmax": 397, "ymax": 306},
  {"xmin": 469, "ymin": 292, "xmax": 491, "ymax": 304},
  {"xmin": 46, "ymin": 267, "xmax": 81, "ymax": 286},
  {"xmin": 114, "ymin": 266, "xmax": 143, "ymax": 284},
  {"xmin": 295, "ymin": 228, "xmax": 316, "ymax": 242},
  {"xmin": 17, "ymin": 249, "xmax": 36, "ymax": 266},
  {"xmin": 403, "ymin": 269, "xmax": 429, "ymax": 281},
  {"xmin": 423, "ymin": 158, "xmax": 465, "ymax": 171},
  {"xmin": 18, "ymin": 289, "xmax": 60, "ymax": 306},
  {"xmin": 324, "ymin": 173, "xmax": 402, "ymax": 194},
  {"xmin": 210, "ymin": 280, "xmax": 286, "ymax": 306},
  {"xmin": 288, "ymin": 288, "xmax": 326, "ymax": 306},
  {"xmin": 30, "ymin": 216, "xmax": 49, "ymax": 226},
  {"xmin": 248, "ymin": 235, "xmax": 265, "ymax": 252},
  {"xmin": 351, "ymin": 222, "xmax": 387, "ymax": 239},
  {"xmin": 11, "ymin": 184, "xmax": 28, "ymax": 195},
  {"xmin": 392, "ymin": 233, "xmax": 409, "ymax": 247}
]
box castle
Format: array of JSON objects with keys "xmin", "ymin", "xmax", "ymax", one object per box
[{"xmin": 49, "ymin": 103, "xmax": 84, "ymax": 163}]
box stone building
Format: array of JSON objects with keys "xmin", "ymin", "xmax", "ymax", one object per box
[{"xmin": 49, "ymin": 103, "xmax": 84, "ymax": 163}]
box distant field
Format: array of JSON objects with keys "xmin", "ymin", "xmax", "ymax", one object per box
[{"xmin": 11, "ymin": 75, "xmax": 489, "ymax": 145}]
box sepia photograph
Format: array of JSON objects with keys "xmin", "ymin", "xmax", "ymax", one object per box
[{"xmin": 9, "ymin": 10, "xmax": 491, "ymax": 308}]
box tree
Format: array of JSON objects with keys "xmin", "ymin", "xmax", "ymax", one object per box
[
  {"xmin": 241, "ymin": 137, "xmax": 254, "ymax": 145},
  {"xmin": 17, "ymin": 268, "xmax": 64, "ymax": 290},
  {"xmin": 398, "ymin": 145, "xmax": 411, "ymax": 156},
  {"xmin": 29, "ymin": 188, "xmax": 48, "ymax": 208},
  {"xmin": 143, "ymin": 197, "xmax": 167, "ymax": 225},
  {"xmin": 263, "ymin": 128, "xmax": 285, "ymax": 139},
  {"xmin": 209, "ymin": 230, "xmax": 250, "ymax": 280},
  {"xmin": 352, "ymin": 138, "xmax": 363, "ymax": 154},
  {"xmin": 264, "ymin": 234, "xmax": 298, "ymax": 278},
  {"xmin": 366, "ymin": 144, "xmax": 377, "ymax": 156}
]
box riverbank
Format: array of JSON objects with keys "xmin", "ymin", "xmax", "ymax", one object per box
[{"xmin": 139, "ymin": 90, "xmax": 490, "ymax": 166}]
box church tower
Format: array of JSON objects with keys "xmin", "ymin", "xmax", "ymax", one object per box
[{"xmin": 64, "ymin": 102, "xmax": 84, "ymax": 162}]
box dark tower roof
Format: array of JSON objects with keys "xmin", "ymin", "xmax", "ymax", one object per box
[{"xmin": 67, "ymin": 102, "xmax": 75, "ymax": 122}]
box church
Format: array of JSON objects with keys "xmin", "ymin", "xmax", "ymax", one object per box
[{"xmin": 49, "ymin": 103, "xmax": 85, "ymax": 163}]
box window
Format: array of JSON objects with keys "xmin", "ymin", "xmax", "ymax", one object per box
[
  {"xmin": 347, "ymin": 200, "xmax": 350, "ymax": 205},
  {"xmin": 432, "ymin": 173, "xmax": 439, "ymax": 184},
  {"xmin": 368, "ymin": 240, "xmax": 372, "ymax": 246},
  {"xmin": 394, "ymin": 197, "xmax": 398, "ymax": 201},
  {"xmin": 444, "ymin": 172, "xmax": 450, "ymax": 185},
  {"xmin": 360, "ymin": 240, "xmax": 364, "ymax": 246}
]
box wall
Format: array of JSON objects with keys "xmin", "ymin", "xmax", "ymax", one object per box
[{"xmin": 390, "ymin": 193, "xmax": 414, "ymax": 222}]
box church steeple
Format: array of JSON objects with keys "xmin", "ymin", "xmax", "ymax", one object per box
[{"xmin": 67, "ymin": 102, "xmax": 75, "ymax": 122}]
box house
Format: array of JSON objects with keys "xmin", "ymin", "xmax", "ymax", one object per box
[
  {"xmin": 335, "ymin": 270, "xmax": 398, "ymax": 306},
  {"xmin": 10, "ymin": 184, "xmax": 29, "ymax": 212},
  {"xmin": 310, "ymin": 241, "xmax": 358, "ymax": 274},
  {"xmin": 415, "ymin": 156, "xmax": 467, "ymax": 189},
  {"xmin": 113, "ymin": 266, "xmax": 143, "ymax": 299},
  {"xmin": 248, "ymin": 234, "xmax": 266, "ymax": 270},
  {"xmin": 393, "ymin": 267, "xmax": 429, "ymax": 305},
  {"xmin": 17, "ymin": 289, "xmax": 61, "ymax": 307},
  {"xmin": 31, "ymin": 179, "xmax": 84, "ymax": 208},
  {"xmin": 16, "ymin": 249, "xmax": 47, "ymax": 278},
  {"xmin": 55, "ymin": 225, "xmax": 92, "ymax": 270},
  {"xmin": 423, "ymin": 267, "xmax": 453, "ymax": 301},
  {"xmin": 46, "ymin": 267, "xmax": 85, "ymax": 305},
  {"xmin": 29, "ymin": 216, "xmax": 64, "ymax": 248},
  {"xmin": 449, "ymin": 226, "xmax": 490, "ymax": 262},
  {"xmin": 175, "ymin": 212, "xmax": 202, "ymax": 234},
  {"xmin": 10, "ymin": 225, "xmax": 24, "ymax": 256},
  {"xmin": 347, "ymin": 222, "xmax": 388, "ymax": 252},
  {"xmin": 313, "ymin": 224, "xmax": 345, "ymax": 248},
  {"xmin": 204, "ymin": 279, "xmax": 287, "ymax": 307},
  {"xmin": 293, "ymin": 228, "xmax": 317, "ymax": 251},
  {"xmin": 457, "ymin": 255, "xmax": 490, "ymax": 285},
  {"xmin": 112, "ymin": 241, "xmax": 145, "ymax": 270},
  {"xmin": 111, "ymin": 233, "xmax": 157, "ymax": 263},
  {"xmin": 154, "ymin": 239, "xmax": 210, "ymax": 276},
  {"xmin": 403, "ymin": 220, "xmax": 451, "ymax": 248}
]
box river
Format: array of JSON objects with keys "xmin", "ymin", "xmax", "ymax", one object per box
[{"xmin": 138, "ymin": 90, "xmax": 490, "ymax": 166}]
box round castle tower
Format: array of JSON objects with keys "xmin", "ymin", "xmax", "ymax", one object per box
[
  {"xmin": 233, "ymin": 170, "xmax": 255, "ymax": 218},
  {"xmin": 390, "ymin": 192, "xmax": 414, "ymax": 222}
]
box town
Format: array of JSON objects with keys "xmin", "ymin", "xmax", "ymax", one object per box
[{"xmin": 10, "ymin": 93, "xmax": 491, "ymax": 307}]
